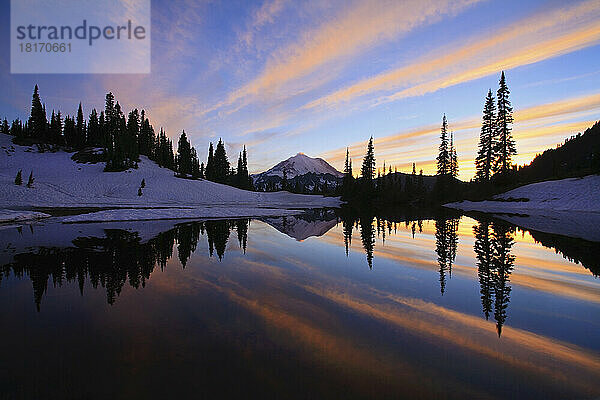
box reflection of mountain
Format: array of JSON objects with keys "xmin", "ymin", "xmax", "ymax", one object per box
[
  {"xmin": 261, "ymin": 209, "xmax": 338, "ymax": 241},
  {"xmin": 0, "ymin": 220, "xmax": 249, "ymax": 309}
]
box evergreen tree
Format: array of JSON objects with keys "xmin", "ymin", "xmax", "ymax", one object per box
[
  {"xmin": 155, "ymin": 128, "xmax": 170, "ymax": 168},
  {"xmin": 177, "ymin": 130, "xmax": 192, "ymax": 176},
  {"xmin": 87, "ymin": 109, "xmax": 100, "ymax": 146},
  {"xmin": 27, "ymin": 171, "xmax": 34, "ymax": 188},
  {"xmin": 10, "ymin": 119, "xmax": 26, "ymax": 137},
  {"xmin": 361, "ymin": 136, "xmax": 376, "ymax": 186},
  {"xmin": 140, "ymin": 178, "xmax": 145, "ymax": 188},
  {"xmin": 239, "ymin": 146, "xmax": 252, "ymax": 189},
  {"xmin": 191, "ymin": 147, "xmax": 200, "ymax": 178},
  {"xmin": 476, "ymin": 90, "xmax": 496, "ymax": 182},
  {"xmin": 436, "ymin": 114, "xmax": 450, "ymax": 176},
  {"xmin": 2, "ymin": 118, "xmax": 9, "ymax": 135},
  {"xmin": 103, "ymin": 93, "xmax": 119, "ymax": 169},
  {"xmin": 236, "ymin": 152, "xmax": 244, "ymax": 186},
  {"xmin": 200, "ymin": 162, "xmax": 205, "ymax": 179},
  {"xmin": 76, "ymin": 103, "xmax": 86, "ymax": 148},
  {"xmin": 205, "ymin": 142, "xmax": 215, "ymax": 181},
  {"xmin": 103, "ymin": 95, "xmax": 139, "ymax": 171},
  {"xmin": 138, "ymin": 110, "xmax": 155, "ymax": 157},
  {"xmin": 167, "ymin": 139, "xmax": 174, "ymax": 169},
  {"xmin": 213, "ymin": 139, "xmax": 230, "ymax": 183},
  {"xmin": 63, "ymin": 116, "xmax": 77, "ymax": 147},
  {"xmin": 99, "ymin": 111, "xmax": 106, "ymax": 147},
  {"xmin": 494, "ymin": 71, "xmax": 516, "ymax": 176},
  {"xmin": 14, "ymin": 170, "xmax": 22, "ymax": 185},
  {"xmin": 105, "ymin": 92, "xmax": 115, "ymax": 126},
  {"xmin": 450, "ymin": 131, "xmax": 459, "ymax": 178},
  {"xmin": 28, "ymin": 85, "xmax": 47, "ymax": 140},
  {"xmin": 343, "ymin": 147, "xmax": 354, "ymax": 194},
  {"xmin": 125, "ymin": 109, "xmax": 140, "ymax": 162},
  {"xmin": 49, "ymin": 111, "xmax": 63, "ymax": 144}
]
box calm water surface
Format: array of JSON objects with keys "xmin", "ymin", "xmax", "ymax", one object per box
[{"xmin": 1, "ymin": 210, "xmax": 599, "ymax": 399}]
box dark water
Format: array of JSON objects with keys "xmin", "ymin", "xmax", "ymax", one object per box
[{"xmin": 1, "ymin": 209, "xmax": 599, "ymax": 399}]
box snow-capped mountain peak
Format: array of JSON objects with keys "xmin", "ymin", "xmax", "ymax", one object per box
[{"xmin": 257, "ymin": 153, "xmax": 343, "ymax": 178}]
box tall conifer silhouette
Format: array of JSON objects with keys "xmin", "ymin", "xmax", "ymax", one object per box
[{"xmin": 494, "ymin": 71, "xmax": 516, "ymax": 175}]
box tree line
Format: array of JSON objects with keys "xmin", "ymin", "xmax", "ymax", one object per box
[
  {"xmin": 340, "ymin": 137, "xmax": 428, "ymax": 205},
  {"xmin": 1, "ymin": 85, "xmax": 253, "ymax": 190},
  {"xmin": 339, "ymin": 71, "xmax": 517, "ymax": 205}
]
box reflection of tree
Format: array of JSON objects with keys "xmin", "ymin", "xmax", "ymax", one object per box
[
  {"xmin": 491, "ymin": 223, "xmax": 515, "ymax": 337},
  {"xmin": 473, "ymin": 221, "xmax": 493, "ymax": 320},
  {"xmin": 337, "ymin": 209, "xmax": 429, "ymax": 269},
  {"xmin": 342, "ymin": 217, "xmax": 353, "ymax": 256},
  {"xmin": 525, "ymin": 229, "xmax": 600, "ymax": 277},
  {"xmin": 360, "ymin": 216, "xmax": 375, "ymax": 269},
  {"xmin": 205, "ymin": 220, "xmax": 232, "ymax": 260},
  {"xmin": 177, "ymin": 223, "xmax": 201, "ymax": 267},
  {"xmin": 434, "ymin": 217, "xmax": 460, "ymax": 295},
  {"xmin": 0, "ymin": 220, "xmax": 249, "ymax": 309},
  {"xmin": 473, "ymin": 220, "xmax": 515, "ymax": 336},
  {"xmin": 236, "ymin": 219, "xmax": 250, "ymax": 253}
]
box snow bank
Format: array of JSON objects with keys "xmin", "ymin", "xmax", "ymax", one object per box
[
  {"xmin": 445, "ymin": 175, "xmax": 600, "ymax": 241},
  {"xmin": 62, "ymin": 207, "xmax": 302, "ymax": 223},
  {"xmin": 446, "ymin": 175, "xmax": 600, "ymax": 214},
  {"xmin": 0, "ymin": 134, "xmax": 341, "ymax": 211},
  {"xmin": 0, "ymin": 210, "xmax": 50, "ymax": 223},
  {"xmin": 486, "ymin": 211, "xmax": 600, "ymax": 242}
]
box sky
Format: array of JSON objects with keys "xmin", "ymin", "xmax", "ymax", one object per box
[{"xmin": 1, "ymin": 0, "xmax": 600, "ymax": 179}]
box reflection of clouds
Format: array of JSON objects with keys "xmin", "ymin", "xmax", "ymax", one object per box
[
  {"xmin": 146, "ymin": 220, "xmax": 600, "ymax": 396},
  {"xmin": 304, "ymin": 1, "xmax": 600, "ymax": 111},
  {"xmin": 325, "ymin": 217, "xmax": 600, "ymax": 304},
  {"xmin": 303, "ymin": 287, "xmax": 600, "ymax": 395}
]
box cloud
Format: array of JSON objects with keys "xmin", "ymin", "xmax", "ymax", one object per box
[
  {"xmin": 209, "ymin": 0, "xmax": 482, "ymax": 113},
  {"xmin": 239, "ymin": 0, "xmax": 288, "ymax": 46},
  {"xmin": 303, "ymin": 0, "xmax": 600, "ymax": 110}
]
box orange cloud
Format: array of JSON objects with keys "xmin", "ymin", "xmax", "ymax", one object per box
[
  {"xmin": 212, "ymin": 0, "xmax": 482, "ymax": 112},
  {"xmin": 239, "ymin": 0, "xmax": 288, "ymax": 46},
  {"xmin": 304, "ymin": 0, "xmax": 600, "ymax": 110}
]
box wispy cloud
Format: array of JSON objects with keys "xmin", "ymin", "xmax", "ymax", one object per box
[
  {"xmin": 303, "ymin": 0, "xmax": 600, "ymax": 110},
  {"xmin": 208, "ymin": 0, "xmax": 482, "ymax": 114},
  {"xmin": 239, "ymin": 0, "xmax": 288, "ymax": 47}
]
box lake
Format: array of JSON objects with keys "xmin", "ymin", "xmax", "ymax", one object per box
[{"xmin": 1, "ymin": 208, "xmax": 599, "ymax": 399}]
